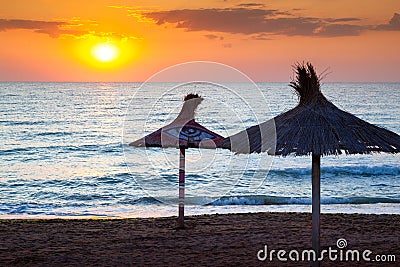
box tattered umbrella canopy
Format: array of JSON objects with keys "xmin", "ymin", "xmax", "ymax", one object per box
[
  {"xmin": 221, "ymin": 62, "xmax": 400, "ymax": 264},
  {"xmin": 130, "ymin": 93, "xmax": 224, "ymax": 149},
  {"xmin": 130, "ymin": 93, "xmax": 225, "ymax": 228}
]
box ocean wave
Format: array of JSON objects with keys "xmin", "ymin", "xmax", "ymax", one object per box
[
  {"xmin": 4, "ymin": 120, "xmax": 50, "ymax": 126},
  {"xmin": 1, "ymin": 194, "xmax": 399, "ymax": 216},
  {"xmin": 117, "ymin": 196, "xmax": 162, "ymax": 205},
  {"xmin": 34, "ymin": 131, "xmax": 75, "ymax": 137},
  {"xmin": 210, "ymin": 195, "xmax": 400, "ymax": 206},
  {"xmin": 0, "ymin": 202, "xmax": 63, "ymax": 215},
  {"xmin": 1, "ymin": 143, "xmax": 122, "ymax": 155},
  {"xmin": 270, "ymin": 165, "xmax": 400, "ymax": 176},
  {"xmin": 0, "ymin": 202, "xmax": 108, "ymax": 216}
]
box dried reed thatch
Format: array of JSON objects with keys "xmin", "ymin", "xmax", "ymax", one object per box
[{"xmin": 221, "ymin": 62, "xmax": 400, "ymax": 156}]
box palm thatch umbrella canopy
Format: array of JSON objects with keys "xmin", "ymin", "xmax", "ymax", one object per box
[
  {"xmin": 223, "ymin": 63, "xmax": 400, "ymax": 156},
  {"xmin": 130, "ymin": 93, "xmax": 225, "ymax": 228},
  {"xmin": 221, "ymin": 62, "xmax": 400, "ymax": 263}
]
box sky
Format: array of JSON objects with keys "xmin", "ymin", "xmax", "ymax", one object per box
[{"xmin": 1, "ymin": 0, "xmax": 399, "ymax": 82}]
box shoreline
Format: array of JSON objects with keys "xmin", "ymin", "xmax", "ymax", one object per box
[
  {"xmin": 1, "ymin": 202, "xmax": 399, "ymax": 220},
  {"xmin": 0, "ymin": 212, "xmax": 398, "ymax": 266}
]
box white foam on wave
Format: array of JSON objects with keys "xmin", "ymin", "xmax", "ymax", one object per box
[
  {"xmin": 210, "ymin": 195, "xmax": 400, "ymax": 206},
  {"xmin": 271, "ymin": 165, "xmax": 400, "ymax": 176}
]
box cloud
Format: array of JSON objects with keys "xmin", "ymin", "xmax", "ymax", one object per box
[
  {"xmin": 325, "ymin": 18, "xmax": 361, "ymax": 23},
  {"xmin": 313, "ymin": 24, "xmax": 367, "ymax": 37},
  {"xmin": 0, "ymin": 19, "xmax": 65, "ymax": 37},
  {"xmin": 142, "ymin": 8, "xmax": 400, "ymax": 38},
  {"xmin": 376, "ymin": 13, "xmax": 400, "ymax": 31},
  {"xmin": 250, "ymin": 33, "xmax": 273, "ymax": 40},
  {"xmin": 144, "ymin": 8, "xmax": 323, "ymax": 36},
  {"xmin": 237, "ymin": 3, "xmax": 265, "ymax": 8},
  {"xmin": 146, "ymin": 8, "xmax": 277, "ymax": 33},
  {"xmin": 204, "ymin": 34, "xmax": 224, "ymax": 40},
  {"xmin": 0, "ymin": 19, "xmax": 88, "ymax": 38},
  {"xmin": 0, "ymin": 18, "xmax": 141, "ymax": 40}
]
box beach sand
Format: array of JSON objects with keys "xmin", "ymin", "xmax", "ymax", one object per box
[{"xmin": 0, "ymin": 212, "xmax": 398, "ymax": 266}]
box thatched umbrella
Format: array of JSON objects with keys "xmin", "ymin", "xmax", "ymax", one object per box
[
  {"xmin": 221, "ymin": 63, "xmax": 400, "ymax": 264},
  {"xmin": 130, "ymin": 93, "xmax": 224, "ymax": 228}
]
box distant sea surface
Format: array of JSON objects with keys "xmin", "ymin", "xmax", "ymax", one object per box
[{"xmin": 1, "ymin": 82, "xmax": 399, "ymax": 218}]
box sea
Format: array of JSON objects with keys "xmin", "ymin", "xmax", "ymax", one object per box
[{"xmin": 1, "ymin": 82, "xmax": 399, "ymax": 218}]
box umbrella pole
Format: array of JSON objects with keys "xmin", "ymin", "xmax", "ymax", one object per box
[
  {"xmin": 178, "ymin": 147, "xmax": 186, "ymax": 228},
  {"xmin": 312, "ymin": 153, "xmax": 321, "ymax": 266}
]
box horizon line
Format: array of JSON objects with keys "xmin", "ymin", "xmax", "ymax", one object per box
[{"xmin": 1, "ymin": 80, "xmax": 400, "ymax": 83}]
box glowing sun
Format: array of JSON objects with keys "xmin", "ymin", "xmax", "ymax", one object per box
[{"xmin": 91, "ymin": 43, "xmax": 119, "ymax": 62}]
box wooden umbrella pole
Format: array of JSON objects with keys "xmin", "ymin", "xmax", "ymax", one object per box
[
  {"xmin": 178, "ymin": 147, "xmax": 186, "ymax": 228},
  {"xmin": 312, "ymin": 153, "xmax": 321, "ymax": 266}
]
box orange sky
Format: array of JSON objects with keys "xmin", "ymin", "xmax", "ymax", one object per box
[{"xmin": 1, "ymin": 0, "xmax": 399, "ymax": 82}]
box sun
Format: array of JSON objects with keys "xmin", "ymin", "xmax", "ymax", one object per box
[
  {"xmin": 91, "ymin": 43, "xmax": 119, "ymax": 62},
  {"xmin": 73, "ymin": 38, "xmax": 141, "ymax": 69}
]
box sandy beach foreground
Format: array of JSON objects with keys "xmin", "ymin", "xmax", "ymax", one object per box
[{"xmin": 0, "ymin": 212, "xmax": 398, "ymax": 266}]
